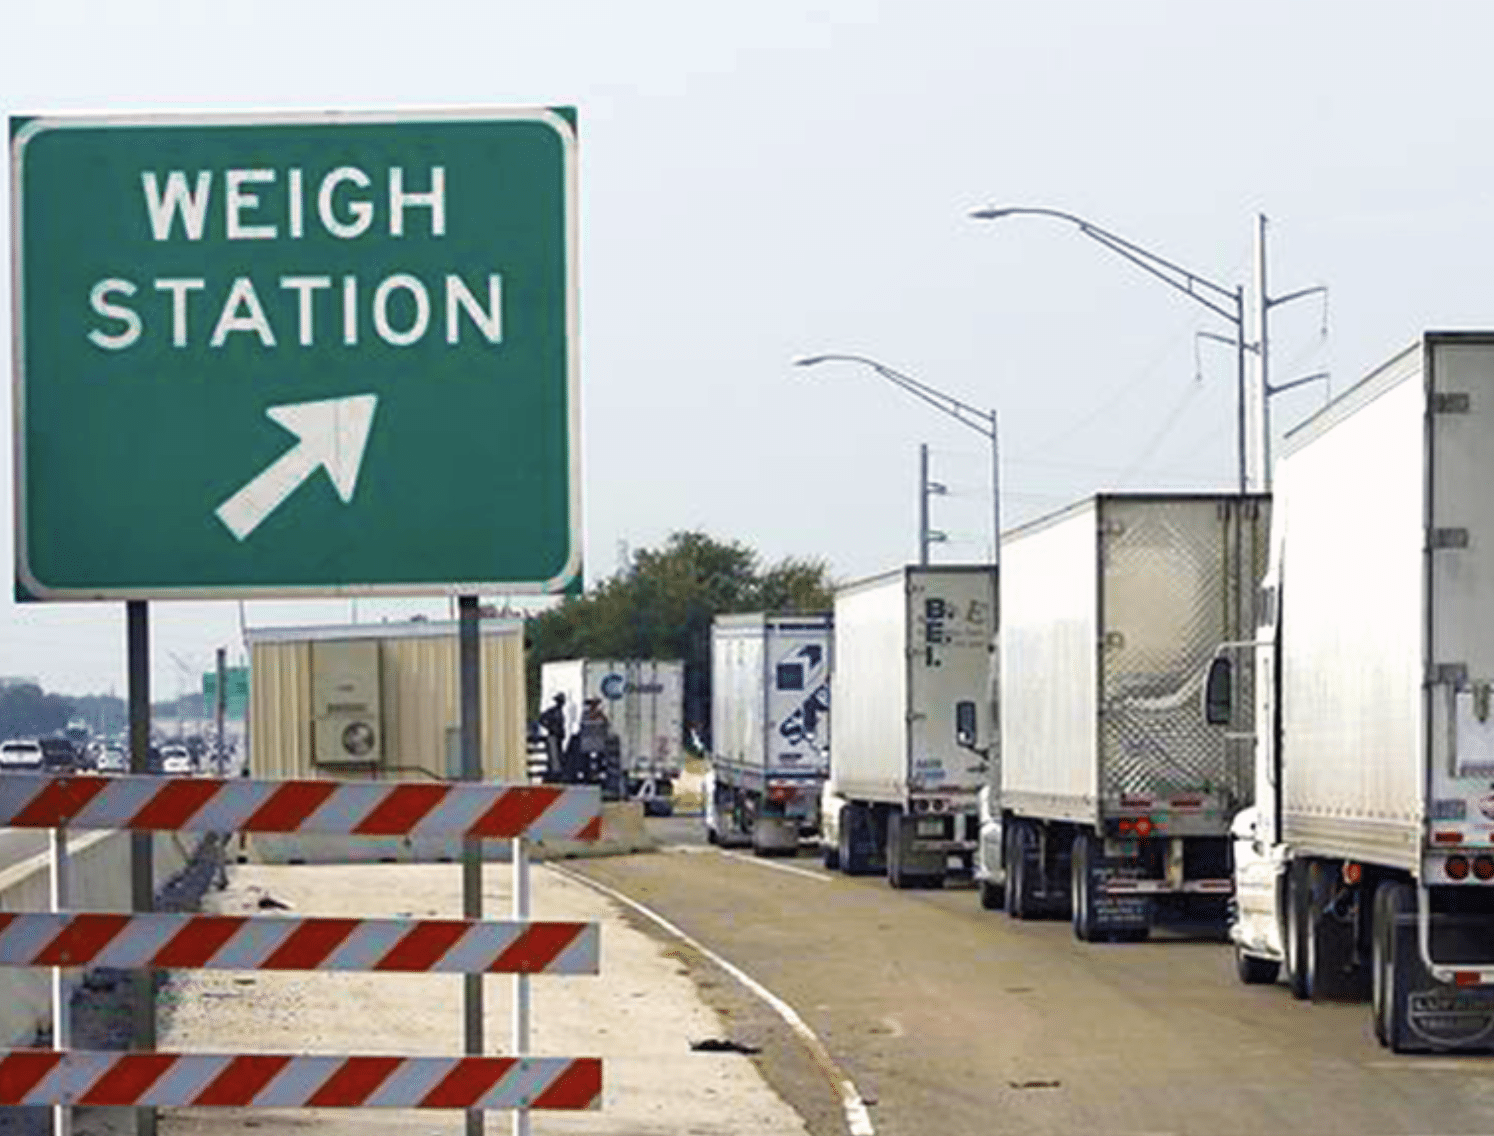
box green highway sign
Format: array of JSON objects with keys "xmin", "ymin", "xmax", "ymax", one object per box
[
  {"xmin": 10, "ymin": 109, "xmax": 579, "ymax": 600},
  {"xmin": 202, "ymin": 666, "xmax": 249, "ymax": 718}
]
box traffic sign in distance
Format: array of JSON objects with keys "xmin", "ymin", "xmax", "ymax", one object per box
[{"xmin": 10, "ymin": 109, "xmax": 578, "ymax": 599}]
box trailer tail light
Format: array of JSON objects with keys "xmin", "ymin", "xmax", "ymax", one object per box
[
  {"xmin": 1170, "ymin": 796, "xmax": 1202, "ymax": 810},
  {"xmin": 1446, "ymin": 855, "xmax": 1471, "ymax": 881},
  {"xmin": 1475, "ymin": 856, "xmax": 1494, "ymax": 881},
  {"xmin": 1118, "ymin": 818, "xmax": 1134, "ymax": 835},
  {"xmin": 1455, "ymin": 971, "xmax": 1483, "ymax": 987},
  {"xmin": 1341, "ymin": 862, "xmax": 1363, "ymax": 886},
  {"xmin": 766, "ymin": 785, "xmax": 795, "ymax": 804},
  {"xmin": 1133, "ymin": 817, "xmax": 1154, "ymax": 838},
  {"xmin": 1433, "ymin": 831, "xmax": 1465, "ymax": 845},
  {"xmin": 1120, "ymin": 794, "xmax": 1153, "ymax": 808}
]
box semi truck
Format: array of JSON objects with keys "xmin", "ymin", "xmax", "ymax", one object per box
[
  {"xmin": 819, "ymin": 565, "xmax": 997, "ymax": 888},
  {"xmin": 1210, "ymin": 331, "xmax": 1494, "ymax": 1052},
  {"xmin": 984, "ymin": 493, "xmax": 1268, "ymax": 940},
  {"xmin": 706, "ymin": 612, "xmax": 833, "ymax": 855},
  {"xmin": 539, "ymin": 658, "xmax": 684, "ymax": 815}
]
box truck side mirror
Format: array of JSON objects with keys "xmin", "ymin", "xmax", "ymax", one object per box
[
  {"xmin": 1204, "ymin": 655, "xmax": 1233, "ymax": 726},
  {"xmin": 955, "ymin": 700, "xmax": 978, "ymax": 748}
]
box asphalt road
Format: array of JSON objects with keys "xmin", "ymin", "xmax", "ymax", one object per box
[{"xmin": 571, "ymin": 825, "xmax": 1494, "ymax": 1136}]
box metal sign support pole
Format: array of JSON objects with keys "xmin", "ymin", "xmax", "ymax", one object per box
[
  {"xmin": 126, "ymin": 600, "xmax": 155, "ymax": 1136},
  {"xmin": 49, "ymin": 824, "xmax": 70, "ymax": 1136},
  {"xmin": 513, "ymin": 834, "xmax": 531, "ymax": 1136},
  {"xmin": 458, "ymin": 596, "xmax": 484, "ymax": 1136}
]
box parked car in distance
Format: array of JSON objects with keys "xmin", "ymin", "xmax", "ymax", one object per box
[
  {"xmin": 0, "ymin": 740, "xmax": 43, "ymax": 770},
  {"xmin": 95, "ymin": 745, "xmax": 128, "ymax": 773},
  {"xmin": 159, "ymin": 745, "xmax": 194, "ymax": 775},
  {"xmin": 38, "ymin": 737, "xmax": 79, "ymax": 773}
]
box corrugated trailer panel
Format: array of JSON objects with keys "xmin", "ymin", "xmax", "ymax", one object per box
[
  {"xmin": 832, "ymin": 570, "xmax": 911, "ymax": 802},
  {"xmin": 248, "ymin": 621, "xmax": 525, "ymax": 783},
  {"xmin": 1099, "ymin": 496, "xmax": 1264, "ymax": 812},
  {"xmin": 1001, "ymin": 501, "xmax": 1100, "ymax": 821},
  {"xmin": 248, "ymin": 641, "xmax": 312, "ymax": 782},
  {"xmin": 1280, "ymin": 351, "xmax": 1426, "ymax": 869}
]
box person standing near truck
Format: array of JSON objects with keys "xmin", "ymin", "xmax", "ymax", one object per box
[{"xmin": 537, "ymin": 692, "xmax": 568, "ymax": 780}]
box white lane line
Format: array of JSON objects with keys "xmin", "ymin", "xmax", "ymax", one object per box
[
  {"xmin": 552, "ymin": 863, "xmax": 875, "ymax": 1136},
  {"xmin": 716, "ymin": 849, "xmax": 832, "ymax": 883}
]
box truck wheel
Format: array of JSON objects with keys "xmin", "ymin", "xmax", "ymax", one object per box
[
  {"xmin": 1235, "ymin": 943, "xmax": 1281, "ymax": 985},
  {"xmin": 886, "ymin": 810, "xmax": 909, "ymax": 888},
  {"xmin": 979, "ymin": 879, "xmax": 1004, "ymax": 910},
  {"xmin": 706, "ymin": 824, "xmax": 719, "ymax": 846},
  {"xmin": 1071, "ymin": 831, "xmax": 1102, "ymax": 942},
  {"xmin": 1373, "ymin": 881, "xmax": 1415, "ymax": 1051},
  {"xmin": 839, "ymin": 805, "xmax": 868, "ymax": 876},
  {"xmin": 1306, "ymin": 859, "xmax": 1362, "ymax": 1001},
  {"xmin": 821, "ymin": 839, "xmax": 840, "ymax": 871},
  {"xmin": 1007, "ymin": 821, "xmax": 1039, "ymax": 920},
  {"xmin": 1284, "ymin": 859, "xmax": 1311, "ymax": 1000}
]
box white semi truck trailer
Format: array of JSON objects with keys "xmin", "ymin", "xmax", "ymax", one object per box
[
  {"xmin": 986, "ymin": 493, "xmax": 1268, "ymax": 940},
  {"xmin": 1212, "ymin": 331, "xmax": 1494, "ymax": 1052},
  {"xmin": 539, "ymin": 658, "xmax": 684, "ymax": 815},
  {"xmin": 706, "ymin": 612, "xmax": 833, "ymax": 855},
  {"xmin": 820, "ymin": 566, "xmax": 997, "ymax": 888}
]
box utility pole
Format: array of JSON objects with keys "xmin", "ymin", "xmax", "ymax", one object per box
[
  {"xmin": 919, "ymin": 443, "xmax": 948, "ymax": 566},
  {"xmin": 214, "ymin": 648, "xmax": 226, "ymax": 777}
]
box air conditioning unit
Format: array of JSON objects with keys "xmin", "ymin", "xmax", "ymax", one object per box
[{"xmin": 311, "ymin": 640, "xmax": 383, "ymax": 767}]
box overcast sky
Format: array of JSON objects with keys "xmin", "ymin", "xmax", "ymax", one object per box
[{"xmin": 4, "ymin": 0, "xmax": 1492, "ymax": 697}]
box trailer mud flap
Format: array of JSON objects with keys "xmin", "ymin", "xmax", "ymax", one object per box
[
  {"xmin": 1391, "ymin": 911, "xmax": 1494, "ymax": 1051},
  {"xmin": 1088, "ymin": 860, "xmax": 1151, "ymax": 933}
]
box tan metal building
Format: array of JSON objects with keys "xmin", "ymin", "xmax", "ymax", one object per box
[{"xmin": 246, "ymin": 619, "xmax": 526, "ymax": 784}]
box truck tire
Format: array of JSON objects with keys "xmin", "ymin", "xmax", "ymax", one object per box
[
  {"xmin": 1306, "ymin": 859, "xmax": 1363, "ymax": 1001},
  {"xmin": 821, "ymin": 839, "xmax": 840, "ymax": 871},
  {"xmin": 1071, "ymin": 831, "xmax": 1103, "ymax": 942},
  {"xmin": 1284, "ymin": 858, "xmax": 1311, "ymax": 1000},
  {"xmin": 886, "ymin": 810, "xmax": 909, "ymax": 889},
  {"xmin": 1006, "ymin": 820, "xmax": 1040, "ymax": 920},
  {"xmin": 839, "ymin": 805, "xmax": 870, "ymax": 876},
  {"xmin": 1235, "ymin": 944, "xmax": 1281, "ymax": 985},
  {"xmin": 1372, "ymin": 881, "xmax": 1415, "ymax": 1051},
  {"xmin": 979, "ymin": 879, "xmax": 1004, "ymax": 911}
]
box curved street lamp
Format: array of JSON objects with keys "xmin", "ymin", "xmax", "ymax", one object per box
[
  {"xmin": 969, "ymin": 206, "xmax": 1248, "ymax": 492},
  {"xmin": 794, "ymin": 353, "xmax": 1000, "ymax": 566},
  {"xmin": 968, "ymin": 207, "xmax": 1325, "ymax": 492}
]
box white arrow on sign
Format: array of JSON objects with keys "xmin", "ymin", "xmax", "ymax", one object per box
[{"xmin": 215, "ymin": 394, "xmax": 379, "ymax": 542}]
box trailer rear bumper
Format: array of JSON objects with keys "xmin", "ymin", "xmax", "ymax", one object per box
[{"xmin": 1103, "ymin": 877, "xmax": 1234, "ymax": 896}]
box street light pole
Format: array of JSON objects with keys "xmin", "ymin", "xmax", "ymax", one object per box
[
  {"xmin": 969, "ymin": 205, "xmax": 1251, "ymax": 492},
  {"xmin": 919, "ymin": 443, "xmax": 949, "ymax": 565},
  {"xmin": 796, "ymin": 354, "xmax": 1001, "ymax": 565}
]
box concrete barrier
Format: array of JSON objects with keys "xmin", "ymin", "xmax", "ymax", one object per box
[
  {"xmin": 241, "ymin": 800, "xmax": 657, "ymax": 864},
  {"xmin": 0, "ymin": 830, "xmax": 197, "ymax": 1046}
]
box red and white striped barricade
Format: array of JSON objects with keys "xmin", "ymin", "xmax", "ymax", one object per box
[
  {"xmin": 0, "ymin": 773, "xmax": 605, "ymax": 1114},
  {"xmin": 0, "ymin": 1050, "xmax": 602, "ymax": 1109},
  {"xmin": 0, "ymin": 774, "xmax": 602, "ymax": 841},
  {"xmin": 0, "ymin": 912, "xmax": 598, "ymax": 974}
]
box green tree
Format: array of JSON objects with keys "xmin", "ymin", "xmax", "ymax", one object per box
[
  {"xmin": 0, "ymin": 683, "xmax": 74, "ymax": 741},
  {"xmin": 525, "ymin": 531, "xmax": 835, "ymax": 747}
]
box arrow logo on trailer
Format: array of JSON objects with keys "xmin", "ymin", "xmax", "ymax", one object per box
[
  {"xmin": 215, "ymin": 395, "xmax": 378, "ymax": 541},
  {"xmin": 798, "ymin": 645, "xmax": 823, "ymax": 670}
]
